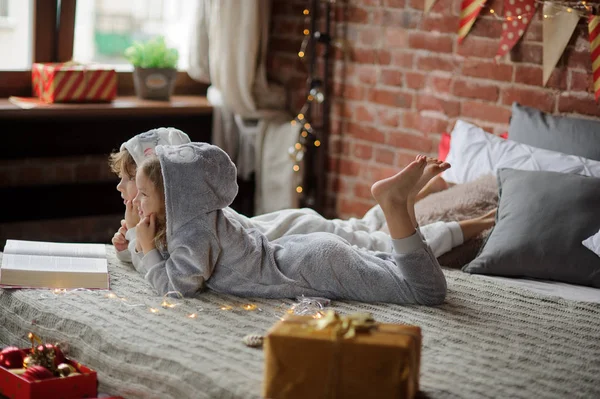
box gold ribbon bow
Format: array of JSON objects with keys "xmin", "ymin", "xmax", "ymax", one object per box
[{"xmin": 310, "ymin": 310, "xmax": 376, "ymax": 339}]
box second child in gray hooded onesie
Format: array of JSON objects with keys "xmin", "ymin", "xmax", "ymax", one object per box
[{"xmin": 138, "ymin": 143, "xmax": 447, "ymax": 305}]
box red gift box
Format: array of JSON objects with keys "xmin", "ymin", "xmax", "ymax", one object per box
[
  {"xmin": 0, "ymin": 352, "xmax": 97, "ymax": 399},
  {"xmin": 31, "ymin": 62, "xmax": 117, "ymax": 103}
]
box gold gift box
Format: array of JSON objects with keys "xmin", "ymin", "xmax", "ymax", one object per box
[{"xmin": 263, "ymin": 312, "xmax": 421, "ymax": 399}]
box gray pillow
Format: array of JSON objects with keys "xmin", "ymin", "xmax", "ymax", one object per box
[
  {"xmin": 508, "ymin": 102, "xmax": 600, "ymax": 161},
  {"xmin": 463, "ymin": 168, "xmax": 600, "ymax": 288}
]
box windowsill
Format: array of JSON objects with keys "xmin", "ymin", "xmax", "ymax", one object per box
[{"xmin": 0, "ymin": 95, "xmax": 213, "ymax": 119}]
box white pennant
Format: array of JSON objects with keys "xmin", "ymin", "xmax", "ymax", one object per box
[
  {"xmin": 425, "ymin": 0, "xmax": 437, "ymax": 13},
  {"xmin": 542, "ymin": 2, "xmax": 580, "ymax": 85}
]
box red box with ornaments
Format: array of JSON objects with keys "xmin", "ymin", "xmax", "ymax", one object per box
[{"xmin": 0, "ymin": 342, "xmax": 97, "ymax": 399}]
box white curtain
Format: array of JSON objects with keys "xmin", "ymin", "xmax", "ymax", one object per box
[{"xmin": 188, "ymin": 0, "xmax": 299, "ymax": 213}]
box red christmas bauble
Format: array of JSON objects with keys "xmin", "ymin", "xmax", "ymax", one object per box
[
  {"xmin": 22, "ymin": 365, "xmax": 54, "ymax": 381},
  {"xmin": 0, "ymin": 346, "xmax": 26, "ymax": 368}
]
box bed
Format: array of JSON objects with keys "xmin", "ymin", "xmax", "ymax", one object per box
[{"xmin": 2, "ymin": 103, "xmax": 600, "ymax": 398}]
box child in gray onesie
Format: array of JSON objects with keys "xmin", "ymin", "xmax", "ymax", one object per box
[{"xmin": 132, "ymin": 142, "xmax": 448, "ymax": 305}]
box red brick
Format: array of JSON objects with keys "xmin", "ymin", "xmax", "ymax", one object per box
[
  {"xmin": 354, "ymin": 105, "xmax": 376, "ymax": 123},
  {"xmin": 428, "ymin": 75, "xmax": 453, "ymax": 93},
  {"xmin": 514, "ymin": 65, "xmax": 542, "ymax": 86},
  {"xmin": 408, "ymin": 31, "xmax": 454, "ymax": 53},
  {"xmin": 510, "ymin": 42, "xmax": 543, "ymax": 65},
  {"xmin": 366, "ymin": 164, "xmax": 401, "ymax": 182},
  {"xmin": 384, "ymin": 27, "xmax": 409, "ymax": 48},
  {"xmin": 380, "ymin": 69, "xmax": 404, "ymax": 87},
  {"xmin": 354, "ymin": 182, "xmax": 374, "ymax": 200},
  {"xmin": 403, "ymin": 112, "xmax": 448, "ymax": 135},
  {"xmin": 522, "ymin": 21, "xmax": 542, "ymax": 42},
  {"xmin": 416, "ymin": 55, "xmax": 459, "ymax": 72},
  {"xmin": 351, "ymin": 48, "xmax": 377, "ymax": 64},
  {"xmin": 470, "ymin": 18, "xmax": 503, "ymax": 39},
  {"xmin": 453, "ymin": 80, "xmax": 499, "ymax": 101},
  {"xmin": 347, "ymin": 122, "xmax": 387, "ymax": 143},
  {"xmin": 377, "ymin": 9, "xmax": 421, "ymax": 29},
  {"xmin": 421, "ymin": 14, "xmax": 461, "ymax": 34},
  {"xmin": 405, "ymin": 72, "xmax": 426, "ymax": 89},
  {"xmin": 565, "ymin": 49, "xmax": 593, "ymax": 72},
  {"xmin": 368, "ymin": 89, "xmax": 413, "ymax": 108},
  {"xmin": 461, "ymin": 101, "xmax": 512, "ymax": 124},
  {"xmin": 338, "ymin": 199, "xmax": 374, "ymax": 219},
  {"xmin": 334, "ymin": 102, "xmax": 353, "ymax": 119},
  {"xmin": 375, "ymin": 148, "xmax": 396, "ymax": 165},
  {"xmin": 383, "ymin": 0, "xmax": 405, "ymax": 7},
  {"xmin": 356, "ymin": 65, "xmax": 379, "ymax": 85},
  {"xmin": 377, "ymin": 108, "xmax": 401, "ymax": 127},
  {"xmin": 363, "ymin": 0, "xmax": 383, "ymax": 5},
  {"xmin": 570, "ymin": 70, "xmax": 593, "ymax": 93},
  {"xmin": 558, "ymin": 95, "xmax": 600, "ymax": 117},
  {"xmin": 457, "ymin": 36, "xmax": 499, "ymax": 59},
  {"xmin": 378, "ymin": 50, "xmax": 392, "ymax": 65},
  {"xmin": 347, "ymin": 6, "xmax": 370, "ymax": 23},
  {"xmin": 416, "ymin": 94, "xmax": 461, "ymax": 117},
  {"xmin": 501, "ymin": 87, "xmax": 555, "ymax": 113},
  {"xmin": 395, "ymin": 151, "xmax": 421, "ymax": 168},
  {"xmin": 462, "ymin": 59, "xmax": 513, "ymax": 82},
  {"xmin": 352, "ymin": 143, "xmax": 374, "ymax": 160},
  {"xmin": 391, "ymin": 51, "xmax": 414, "ymax": 68},
  {"xmin": 546, "ymin": 68, "xmax": 568, "ymax": 91},
  {"xmin": 428, "ymin": 0, "xmax": 454, "ymax": 13},
  {"xmin": 337, "ymin": 159, "xmax": 363, "ymax": 177},
  {"xmin": 359, "ymin": 27, "xmax": 382, "ymax": 46},
  {"xmin": 334, "ymin": 84, "xmax": 365, "ymax": 100},
  {"xmin": 388, "ymin": 131, "xmax": 434, "ymax": 152}
]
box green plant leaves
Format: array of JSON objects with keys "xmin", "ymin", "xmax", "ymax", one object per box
[{"xmin": 124, "ymin": 36, "xmax": 179, "ymax": 69}]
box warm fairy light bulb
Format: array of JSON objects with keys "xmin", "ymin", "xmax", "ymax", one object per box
[
  {"xmin": 296, "ymin": 186, "xmax": 303, "ymax": 193},
  {"xmin": 303, "ymin": 9, "xmax": 309, "ymax": 15},
  {"xmin": 544, "ymin": 14, "xmax": 548, "ymax": 18},
  {"xmin": 149, "ymin": 308, "xmax": 159, "ymax": 313},
  {"xmin": 295, "ymin": 143, "xmax": 302, "ymax": 150},
  {"xmin": 293, "ymin": 165, "xmax": 300, "ymax": 172},
  {"xmin": 314, "ymin": 140, "xmax": 321, "ymax": 147},
  {"xmin": 304, "ymin": 123, "xmax": 311, "ymax": 129},
  {"xmin": 567, "ymin": 7, "xmax": 572, "ymax": 12},
  {"xmin": 187, "ymin": 313, "xmax": 197, "ymax": 318},
  {"xmin": 303, "ymin": 29, "xmax": 310, "ymax": 35},
  {"xmin": 298, "ymin": 113, "xmax": 305, "ymax": 120},
  {"xmin": 489, "ymin": 9, "xmax": 495, "ymax": 13},
  {"xmin": 507, "ymin": 16, "xmax": 512, "ymax": 21},
  {"xmin": 106, "ymin": 293, "xmax": 117, "ymax": 299},
  {"xmin": 307, "ymin": 94, "xmax": 314, "ymax": 101},
  {"xmin": 290, "ymin": 120, "xmax": 297, "ymax": 126},
  {"xmin": 298, "ymin": 51, "xmax": 305, "ymax": 58},
  {"xmin": 517, "ymin": 15, "xmax": 522, "ymax": 19},
  {"xmin": 301, "ymin": 131, "xmax": 308, "ymax": 138},
  {"xmin": 243, "ymin": 304, "xmax": 257, "ymax": 311},
  {"xmin": 220, "ymin": 305, "xmax": 233, "ymax": 311}
]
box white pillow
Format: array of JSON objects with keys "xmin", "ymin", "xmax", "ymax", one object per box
[
  {"xmin": 583, "ymin": 229, "xmax": 600, "ymax": 258},
  {"xmin": 442, "ymin": 120, "xmax": 600, "ymax": 184}
]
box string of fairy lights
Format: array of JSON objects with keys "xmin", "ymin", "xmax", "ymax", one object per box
[
  {"xmin": 482, "ymin": 0, "xmax": 600, "ymax": 21},
  {"xmin": 288, "ymin": 5, "xmax": 327, "ymax": 196}
]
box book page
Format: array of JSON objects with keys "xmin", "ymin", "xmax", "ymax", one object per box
[
  {"xmin": 3, "ymin": 240, "xmax": 106, "ymax": 259},
  {"xmin": 1, "ymin": 254, "xmax": 108, "ymax": 273}
]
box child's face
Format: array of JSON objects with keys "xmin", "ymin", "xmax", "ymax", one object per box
[
  {"xmin": 133, "ymin": 169, "xmax": 162, "ymax": 219},
  {"xmin": 116, "ymin": 164, "xmax": 138, "ymax": 203}
]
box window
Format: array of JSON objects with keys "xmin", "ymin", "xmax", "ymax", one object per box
[
  {"xmin": 0, "ymin": 0, "xmax": 34, "ymax": 71},
  {"xmin": 72, "ymin": 0, "xmax": 195, "ymax": 71}
]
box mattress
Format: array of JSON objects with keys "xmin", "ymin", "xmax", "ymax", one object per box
[{"xmin": 1, "ymin": 247, "xmax": 599, "ymax": 399}]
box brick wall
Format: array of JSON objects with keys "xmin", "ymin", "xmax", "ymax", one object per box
[{"xmin": 268, "ymin": 0, "xmax": 600, "ymax": 219}]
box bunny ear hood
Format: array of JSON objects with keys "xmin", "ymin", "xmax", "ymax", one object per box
[
  {"xmin": 120, "ymin": 127, "xmax": 191, "ymax": 166},
  {"xmin": 156, "ymin": 142, "xmax": 238, "ymax": 231}
]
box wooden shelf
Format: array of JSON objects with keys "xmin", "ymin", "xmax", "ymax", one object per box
[{"xmin": 0, "ymin": 95, "xmax": 213, "ymax": 119}]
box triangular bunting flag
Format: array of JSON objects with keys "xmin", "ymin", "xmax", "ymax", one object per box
[
  {"xmin": 495, "ymin": 0, "xmax": 537, "ymax": 59},
  {"xmin": 588, "ymin": 15, "xmax": 600, "ymax": 101},
  {"xmin": 458, "ymin": 0, "xmax": 486, "ymax": 44},
  {"xmin": 542, "ymin": 2, "xmax": 579, "ymax": 86},
  {"xmin": 425, "ymin": 0, "xmax": 438, "ymax": 13}
]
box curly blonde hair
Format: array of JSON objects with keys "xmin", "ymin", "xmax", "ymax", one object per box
[
  {"xmin": 140, "ymin": 157, "xmax": 167, "ymax": 250},
  {"xmin": 108, "ymin": 149, "xmax": 136, "ymax": 178}
]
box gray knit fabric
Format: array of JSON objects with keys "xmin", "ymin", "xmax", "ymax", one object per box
[
  {"xmin": 1, "ymin": 248, "xmax": 599, "ymax": 399},
  {"xmin": 139, "ymin": 143, "xmax": 446, "ymax": 305}
]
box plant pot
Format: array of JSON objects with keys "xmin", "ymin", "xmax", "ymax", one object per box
[{"xmin": 132, "ymin": 67, "xmax": 177, "ymax": 101}]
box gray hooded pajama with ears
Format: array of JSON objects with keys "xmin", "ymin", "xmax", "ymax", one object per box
[{"xmin": 137, "ymin": 143, "xmax": 447, "ymax": 305}]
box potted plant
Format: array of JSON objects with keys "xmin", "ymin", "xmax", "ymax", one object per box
[{"xmin": 124, "ymin": 36, "xmax": 179, "ymax": 101}]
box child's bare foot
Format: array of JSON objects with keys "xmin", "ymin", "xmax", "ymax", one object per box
[
  {"xmin": 410, "ymin": 157, "xmax": 451, "ymax": 200},
  {"xmin": 371, "ymin": 156, "xmax": 426, "ymax": 212}
]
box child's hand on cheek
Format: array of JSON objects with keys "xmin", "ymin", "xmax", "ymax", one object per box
[
  {"xmin": 125, "ymin": 200, "xmax": 140, "ymax": 229},
  {"xmin": 137, "ymin": 213, "xmax": 157, "ymax": 255}
]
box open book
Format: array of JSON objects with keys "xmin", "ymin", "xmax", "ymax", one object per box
[{"xmin": 0, "ymin": 240, "xmax": 109, "ymax": 289}]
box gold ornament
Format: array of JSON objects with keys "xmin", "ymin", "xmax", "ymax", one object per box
[{"xmin": 57, "ymin": 362, "xmax": 76, "ymax": 377}]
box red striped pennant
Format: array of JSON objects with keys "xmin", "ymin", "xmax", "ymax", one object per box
[
  {"xmin": 588, "ymin": 15, "xmax": 600, "ymax": 101},
  {"xmin": 458, "ymin": 0, "xmax": 486, "ymax": 44}
]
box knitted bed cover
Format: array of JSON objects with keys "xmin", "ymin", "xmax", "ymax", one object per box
[{"xmin": 0, "ymin": 248, "xmax": 599, "ymax": 399}]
